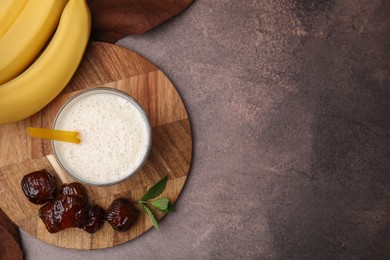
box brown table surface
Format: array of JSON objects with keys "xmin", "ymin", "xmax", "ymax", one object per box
[{"xmin": 21, "ymin": 0, "xmax": 390, "ymax": 259}]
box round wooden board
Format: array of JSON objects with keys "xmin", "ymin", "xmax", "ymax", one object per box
[{"xmin": 0, "ymin": 42, "xmax": 192, "ymax": 249}]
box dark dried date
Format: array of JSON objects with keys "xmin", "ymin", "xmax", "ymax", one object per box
[
  {"xmin": 60, "ymin": 182, "xmax": 88, "ymax": 202},
  {"xmin": 38, "ymin": 195, "xmax": 87, "ymax": 233},
  {"xmin": 105, "ymin": 198, "xmax": 138, "ymax": 232},
  {"xmin": 21, "ymin": 169, "xmax": 57, "ymax": 204},
  {"xmin": 83, "ymin": 204, "xmax": 105, "ymax": 233},
  {"xmin": 55, "ymin": 194, "xmax": 88, "ymax": 230},
  {"xmin": 38, "ymin": 200, "xmax": 62, "ymax": 233}
]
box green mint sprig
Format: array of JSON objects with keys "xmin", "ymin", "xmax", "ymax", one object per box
[{"xmin": 139, "ymin": 176, "xmax": 175, "ymax": 230}]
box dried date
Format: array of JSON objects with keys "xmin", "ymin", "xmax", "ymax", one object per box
[
  {"xmin": 21, "ymin": 170, "xmax": 57, "ymax": 204},
  {"xmin": 60, "ymin": 182, "xmax": 88, "ymax": 202},
  {"xmin": 83, "ymin": 204, "xmax": 105, "ymax": 233},
  {"xmin": 105, "ymin": 198, "xmax": 138, "ymax": 232},
  {"xmin": 38, "ymin": 195, "xmax": 87, "ymax": 233}
]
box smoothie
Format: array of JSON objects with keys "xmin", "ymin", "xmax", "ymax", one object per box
[{"xmin": 52, "ymin": 88, "xmax": 151, "ymax": 185}]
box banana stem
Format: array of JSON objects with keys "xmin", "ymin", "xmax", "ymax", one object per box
[{"xmin": 26, "ymin": 127, "xmax": 81, "ymax": 144}]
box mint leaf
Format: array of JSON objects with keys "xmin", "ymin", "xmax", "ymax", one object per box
[
  {"xmin": 138, "ymin": 176, "xmax": 175, "ymax": 230},
  {"xmin": 161, "ymin": 202, "xmax": 176, "ymax": 213},
  {"xmin": 141, "ymin": 176, "xmax": 168, "ymax": 201},
  {"xmin": 150, "ymin": 198, "xmax": 169, "ymax": 211},
  {"xmin": 140, "ymin": 202, "xmax": 159, "ymax": 230}
]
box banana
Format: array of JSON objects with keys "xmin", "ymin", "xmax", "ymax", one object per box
[
  {"xmin": 0, "ymin": 0, "xmax": 69, "ymax": 84},
  {"xmin": 0, "ymin": 0, "xmax": 28, "ymax": 38},
  {"xmin": 0, "ymin": 0, "xmax": 91, "ymax": 124}
]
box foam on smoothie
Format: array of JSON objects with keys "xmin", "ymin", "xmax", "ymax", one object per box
[{"xmin": 53, "ymin": 92, "xmax": 150, "ymax": 185}]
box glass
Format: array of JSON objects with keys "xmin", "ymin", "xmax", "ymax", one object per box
[{"xmin": 52, "ymin": 87, "xmax": 152, "ymax": 186}]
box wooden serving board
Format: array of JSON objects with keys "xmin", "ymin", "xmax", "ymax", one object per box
[{"xmin": 0, "ymin": 42, "xmax": 192, "ymax": 249}]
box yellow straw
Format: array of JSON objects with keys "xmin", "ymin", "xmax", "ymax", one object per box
[{"xmin": 26, "ymin": 127, "xmax": 81, "ymax": 144}]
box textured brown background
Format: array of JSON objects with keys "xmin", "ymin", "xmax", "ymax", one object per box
[{"xmin": 21, "ymin": 0, "xmax": 390, "ymax": 259}]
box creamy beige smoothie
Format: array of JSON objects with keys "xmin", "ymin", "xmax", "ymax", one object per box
[{"xmin": 52, "ymin": 88, "xmax": 151, "ymax": 186}]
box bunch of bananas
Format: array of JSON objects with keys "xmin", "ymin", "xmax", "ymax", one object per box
[{"xmin": 0, "ymin": 0, "xmax": 91, "ymax": 124}]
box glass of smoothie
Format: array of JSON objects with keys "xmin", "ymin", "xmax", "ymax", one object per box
[{"xmin": 52, "ymin": 87, "xmax": 152, "ymax": 186}]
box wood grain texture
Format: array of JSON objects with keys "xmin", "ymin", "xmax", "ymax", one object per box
[{"xmin": 0, "ymin": 42, "xmax": 192, "ymax": 249}]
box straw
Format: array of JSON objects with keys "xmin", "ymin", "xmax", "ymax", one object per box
[{"xmin": 26, "ymin": 127, "xmax": 81, "ymax": 144}]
